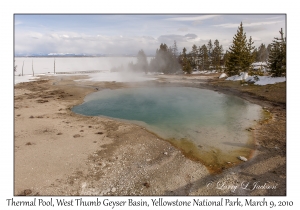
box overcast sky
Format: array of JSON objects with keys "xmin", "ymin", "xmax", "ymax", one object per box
[{"xmin": 14, "ymin": 14, "xmax": 286, "ymax": 56}]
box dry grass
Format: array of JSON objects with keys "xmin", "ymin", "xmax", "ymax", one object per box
[{"xmin": 209, "ymin": 79, "xmax": 286, "ymax": 104}]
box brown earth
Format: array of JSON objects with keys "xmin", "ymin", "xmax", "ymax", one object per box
[{"xmin": 14, "ymin": 73, "xmax": 286, "ymax": 196}]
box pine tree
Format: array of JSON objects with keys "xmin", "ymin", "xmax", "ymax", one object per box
[
  {"xmin": 211, "ymin": 39, "xmax": 223, "ymax": 70},
  {"xmin": 244, "ymin": 36, "xmax": 255, "ymax": 70},
  {"xmin": 149, "ymin": 43, "xmax": 180, "ymax": 74},
  {"xmin": 207, "ymin": 39, "xmax": 213, "ymax": 69},
  {"xmin": 136, "ymin": 49, "xmax": 148, "ymax": 73},
  {"xmin": 181, "ymin": 47, "xmax": 192, "ymax": 74},
  {"xmin": 222, "ymin": 50, "xmax": 229, "ymax": 68},
  {"xmin": 267, "ymin": 44, "xmax": 272, "ymax": 60},
  {"xmin": 199, "ymin": 45, "xmax": 209, "ymax": 70},
  {"xmin": 225, "ymin": 22, "xmax": 254, "ymax": 76},
  {"xmin": 268, "ymin": 28, "xmax": 286, "ymax": 77},
  {"xmin": 191, "ymin": 44, "xmax": 198, "ymax": 69},
  {"xmin": 257, "ymin": 43, "xmax": 268, "ymax": 62},
  {"xmin": 198, "ymin": 46, "xmax": 203, "ymax": 70},
  {"xmin": 253, "ymin": 47, "xmax": 258, "ymax": 62},
  {"xmin": 172, "ymin": 40, "xmax": 178, "ymax": 57}
]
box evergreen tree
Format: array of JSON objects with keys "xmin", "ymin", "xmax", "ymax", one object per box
[
  {"xmin": 225, "ymin": 22, "xmax": 254, "ymax": 76},
  {"xmin": 136, "ymin": 49, "xmax": 148, "ymax": 73},
  {"xmin": 180, "ymin": 47, "xmax": 192, "ymax": 74},
  {"xmin": 199, "ymin": 45, "xmax": 209, "ymax": 70},
  {"xmin": 149, "ymin": 43, "xmax": 180, "ymax": 74},
  {"xmin": 211, "ymin": 39, "xmax": 223, "ymax": 70},
  {"xmin": 172, "ymin": 40, "xmax": 178, "ymax": 57},
  {"xmin": 268, "ymin": 28, "xmax": 286, "ymax": 77},
  {"xmin": 198, "ymin": 46, "xmax": 203, "ymax": 70},
  {"xmin": 222, "ymin": 50, "xmax": 229, "ymax": 68},
  {"xmin": 190, "ymin": 44, "xmax": 198, "ymax": 69},
  {"xmin": 244, "ymin": 36, "xmax": 255, "ymax": 70},
  {"xmin": 253, "ymin": 47, "xmax": 259, "ymax": 62},
  {"xmin": 257, "ymin": 43, "xmax": 268, "ymax": 62},
  {"xmin": 207, "ymin": 39, "xmax": 213, "ymax": 69},
  {"xmin": 267, "ymin": 44, "xmax": 272, "ymax": 60}
]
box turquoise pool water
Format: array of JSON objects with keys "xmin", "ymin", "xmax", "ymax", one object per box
[{"xmin": 72, "ymin": 87, "xmax": 262, "ymax": 169}]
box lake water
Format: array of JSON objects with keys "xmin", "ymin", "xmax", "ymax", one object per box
[{"xmin": 72, "ymin": 87, "xmax": 262, "ymax": 171}]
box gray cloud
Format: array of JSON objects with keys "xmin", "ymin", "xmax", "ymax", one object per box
[
  {"xmin": 15, "ymin": 32, "xmax": 161, "ymax": 55},
  {"xmin": 157, "ymin": 34, "xmax": 186, "ymax": 44},
  {"xmin": 178, "ymin": 27, "xmax": 188, "ymax": 32},
  {"xmin": 251, "ymin": 36, "xmax": 262, "ymax": 42},
  {"xmin": 165, "ymin": 15, "xmax": 220, "ymax": 22},
  {"xmin": 246, "ymin": 26, "xmax": 266, "ymax": 32},
  {"xmin": 184, "ymin": 33, "xmax": 197, "ymax": 39},
  {"xmin": 213, "ymin": 20, "xmax": 283, "ymax": 28},
  {"xmin": 14, "ymin": 14, "xmax": 286, "ymax": 55},
  {"xmin": 142, "ymin": 36, "xmax": 155, "ymax": 40}
]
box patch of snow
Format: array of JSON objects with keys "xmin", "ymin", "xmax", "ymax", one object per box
[
  {"xmin": 226, "ymin": 72, "xmax": 248, "ymax": 81},
  {"xmin": 219, "ymin": 73, "xmax": 227, "ymax": 79},
  {"xmin": 251, "ymin": 62, "xmax": 268, "ymax": 72},
  {"xmin": 252, "ymin": 62, "xmax": 267, "ymax": 66},
  {"xmin": 46, "ymin": 73, "xmax": 86, "ymax": 77},
  {"xmin": 245, "ymin": 76, "xmax": 286, "ymax": 85},
  {"xmin": 226, "ymin": 72, "xmax": 286, "ymax": 85},
  {"xmin": 192, "ymin": 70, "xmax": 201, "ymax": 74},
  {"xmin": 192, "ymin": 70, "xmax": 218, "ymax": 74},
  {"xmin": 192, "ymin": 69, "xmax": 218, "ymax": 74},
  {"xmin": 242, "ymin": 72, "xmax": 248, "ymax": 80},
  {"xmin": 14, "ymin": 75, "xmax": 40, "ymax": 85}
]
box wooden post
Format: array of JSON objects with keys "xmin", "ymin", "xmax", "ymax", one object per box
[
  {"xmin": 32, "ymin": 59, "xmax": 34, "ymax": 76},
  {"xmin": 22, "ymin": 61, "xmax": 24, "ymax": 76}
]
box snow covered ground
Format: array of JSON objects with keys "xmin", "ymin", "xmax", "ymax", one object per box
[
  {"xmin": 226, "ymin": 72, "xmax": 249, "ymax": 81},
  {"xmin": 251, "ymin": 62, "xmax": 268, "ymax": 72},
  {"xmin": 219, "ymin": 73, "xmax": 227, "ymax": 78},
  {"xmin": 225, "ymin": 72, "xmax": 286, "ymax": 85},
  {"xmin": 245, "ymin": 75, "xmax": 286, "ymax": 85},
  {"xmin": 14, "ymin": 71, "xmax": 156, "ymax": 85},
  {"xmin": 192, "ymin": 70, "xmax": 218, "ymax": 74},
  {"xmin": 14, "ymin": 75, "xmax": 41, "ymax": 84}
]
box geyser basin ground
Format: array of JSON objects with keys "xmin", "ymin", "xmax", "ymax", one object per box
[{"xmin": 72, "ymin": 87, "xmax": 262, "ymax": 171}]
